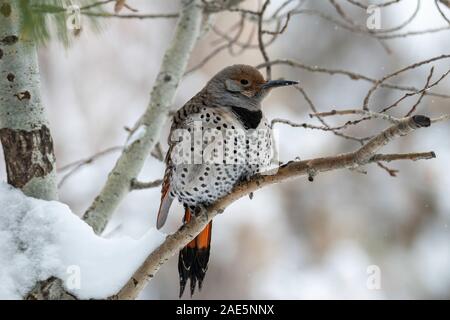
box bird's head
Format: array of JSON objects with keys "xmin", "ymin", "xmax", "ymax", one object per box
[{"xmin": 206, "ymin": 64, "xmax": 298, "ymax": 109}]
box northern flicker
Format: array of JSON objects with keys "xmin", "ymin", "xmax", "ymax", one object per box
[{"xmin": 156, "ymin": 64, "xmax": 297, "ymax": 297}]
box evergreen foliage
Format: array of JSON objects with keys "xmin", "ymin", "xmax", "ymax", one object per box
[{"xmin": 17, "ymin": 0, "xmax": 107, "ymax": 46}]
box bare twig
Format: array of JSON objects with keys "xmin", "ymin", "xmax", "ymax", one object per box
[
  {"xmin": 83, "ymin": 12, "xmax": 179, "ymax": 19},
  {"xmin": 310, "ymin": 109, "xmax": 400, "ymax": 123},
  {"xmin": 405, "ymin": 67, "xmax": 434, "ymax": 116},
  {"xmin": 431, "ymin": 114, "xmax": 450, "ymax": 123},
  {"xmin": 57, "ymin": 146, "xmax": 123, "ymax": 188},
  {"xmin": 81, "ymin": 0, "xmax": 115, "ymax": 11},
  {"xmin": 271, "ymin": 118, "xmax": 351, "ymax": 131},
  {"xmin": 258, "ymin": 0, "xmax": 272, "ymax": 79},
  {"xmin": 256, "ymin": 59, "xmax": 450, "ymax": 99},
  {"xmin": 58, "ymin": 146, "xmax": 123, "ymax": 172},
  {"xmin": 79, "ymin": 0, "xmax": 178, "ymax": 19},
  {"xmin": 185, "ymin": 43, "xmax": 230, "ymax": 74},
  {"xmin": 381, "ymin": 68, "xmax": 450, "ymax": 113},
  {"xmin": 287, "ymin": 4, "xmax": 450, "ymax": 49},
  {"xmin": 271, "ymin": 0, "xmax": 304, "ymax": 18},
  {"xmin": 376, "ymin": 161, "xmax": 399, "ymax": 177},
  {"xmin": 114, "ymin": 115, "xmax": 435, "ymax": 300},
  {"xmin": 377, "ymin": 26, "xmax": 450, "ymax": 39},
  {"xmin": 130, "ymin": 179, "xmax": 163, "ymax": 190},
  {"xmin": 329, "ymin": 0, "xmax": 358, "ymax": 27},
  {"xmin": 41, "ymin": 0, "xmax": 179, "ymax": 19},
  {"xmin": 371, "ymin": 152, "xmax": 436, "ymax": 162},
  {"xmin": 308, "ymin": 68, "xmax": 448, "ymax": 132},
  {"xmin": 346, "ymin": 0, "xmax": 402, "ymax": 9},
  {"xmin": 435, "ymin": 0, "xmax": 450, "ymax": 25},
  {"xmin": 363, "ymin": 54, "xmax": 450, "ymax": 110},
  {"xmin": 262, "ymin": 11, "xmax": 292, "ymax": 35},
  {"xmin": 186, "ymin": 13, "xmax": 247, "ymax": 75},
  {"xmin": 295, "ymin": 87, "xmax": 371, "ymax": 143},
  {"xmin": 202, "ymin": 0, "xmax": 250, "ymax": 14},
  {"xmin": 375, "ymin": 0, "xmax": 420, "ymax": 34},
  {"xmin": 330, "ymin": 0, "xmax": 420, "ymax": 34}
]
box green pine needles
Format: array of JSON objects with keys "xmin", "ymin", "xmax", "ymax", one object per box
[{"xmin": 16, "ymin": 0, "xmax": 108, "ymax": 47}]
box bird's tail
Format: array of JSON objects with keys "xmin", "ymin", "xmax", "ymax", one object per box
[{"xmin": 178, "ymin": 207, "xmax": 212, "ymax": 297}]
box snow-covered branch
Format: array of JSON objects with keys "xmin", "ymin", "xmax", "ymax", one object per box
[{"xmin": 0, "ymin": 183, "xmax": 164, "ymax": 300}]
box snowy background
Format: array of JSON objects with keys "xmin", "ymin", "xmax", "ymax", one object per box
[{"xmin": 1, "ymin": 0, "xmax": 449, "ymax": 299}]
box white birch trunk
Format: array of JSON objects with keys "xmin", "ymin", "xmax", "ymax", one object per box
[
  {"xmin": 0, "ymin": 0, "xmax": 58, "ymax": 200},
  {"xmin": 0, "ymin": 0, "xmax": 68, "ymax": 300},
  {"xmin": 83, "ymin": 0, "xmax": 204, "ymax": 234}
]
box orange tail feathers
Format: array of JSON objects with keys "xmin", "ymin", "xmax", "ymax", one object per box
[{"xmin": 178, "ymin": 208, "xmax": 212, "ymax": 297}]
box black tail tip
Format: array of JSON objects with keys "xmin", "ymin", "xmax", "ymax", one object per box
[
  {"xmin": 190, "ymin": 277, "xmax": 198, "ymax": 297},
  {"xmin": 179, "ymin": 282, "xmax": 186, "ymax": 298},
  {"xmin": 178, "ymin": 247, "xmax": 210, "ymax": 298},
  {"xmin": 178, "ymin": 276, "xmax": 202, "ymax": 298}
]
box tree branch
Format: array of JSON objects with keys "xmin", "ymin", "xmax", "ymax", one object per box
[
  {"xmin": 130, "ymin": 178, "xmax": 162, "ymax": 190},
  {"xmin": 310, "ymin": 109, "xmax": 400, "ymax": 123},
  {"xmin": 83, "ymin": 12, "xmax": 179, "ymax": 19},
  {"xmin": 371, "ymin": 152, "xmax": 435, "ymax": 162},
  {"xmin": 57, "ymin": 146, "xmax": 123, "ymax": 188},
  {"xmin": 258, "ymin": 0, "xmax": 272, "ymax": 79},
  {"xmin": 363, "ymin": 54, "xmax": 450, "ymax": 110},
  {"xmin": 82, "ymin": 0, "xmax": 204, "ymax": 234},
  {"xmin": 346, "ymin": 0, "xmax": 402, "ymax": 9},
  {"xmin": 256, "ymin": 59, "xmax": 450, "ymax": 99},
  {"xmin": 113, "ymin": 115, "xmax": 434, "ymax": 300},
  {"xmin": 0, "ymin": 0, "xmax": 58, "ymax": 200}
]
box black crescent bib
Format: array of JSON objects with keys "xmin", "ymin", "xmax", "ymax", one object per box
[{"xmin": 230, "ymin": 106, "xmax": 262, "ymax": 129}]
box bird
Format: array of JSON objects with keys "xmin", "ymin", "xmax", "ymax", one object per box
[{"xmin": 155, "ymin": 64, "xmax": 298, "ymax": 297}]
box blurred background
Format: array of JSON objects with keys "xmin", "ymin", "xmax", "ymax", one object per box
[{"xmin": 2, "ymin": 0, "xmax": 449, "ymax": 299}]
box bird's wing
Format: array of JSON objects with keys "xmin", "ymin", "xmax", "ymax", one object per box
[
  {"xmin": 156, "ymin": 162, "xmax": 174, "ymax": 229},
  {"xmin": 156, "ymin": 99, "xmax": 203, "ymax": 229}
]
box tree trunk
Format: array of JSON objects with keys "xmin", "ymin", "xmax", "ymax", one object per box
[
  {"xmin": 0, "ymin": 0, "xmax": 58, "ymax": 200},
  {"xmin": 83, "ymin": 0, "xmax": 204, "ymax": 234},
  {"xmin": 0, "ymin": 1, "xmax": 68, "ymax": 300}
]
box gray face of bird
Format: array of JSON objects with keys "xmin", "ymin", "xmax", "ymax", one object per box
[{"xmin": 205, "ymin": 65, "xmax": 298, "ymax": 111}]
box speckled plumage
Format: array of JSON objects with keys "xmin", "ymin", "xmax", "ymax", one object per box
[
  {"xmin": 168, "ymin": 103, "xmax": 272, "ymax": 209},
  {"xmin": 155, "ymin": 64, "xmax": 297, "ymax": 297}
]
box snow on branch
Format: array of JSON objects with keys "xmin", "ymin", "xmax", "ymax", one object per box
[
  {"xmin": 0, "ymin": 183, "xmax": 164, "ymax": 300},
  {"xmin": 12, "ymin": 0, "xmax": 449, "ymax": 300}
]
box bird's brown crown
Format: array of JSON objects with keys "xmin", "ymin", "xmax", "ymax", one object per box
[
  {"xmin": 211, "ymin": 64, "xmax": 266, "ymax": 98},
  {"xmin": 221, "ymin": 64, "xmax": 266, "ymax": 84}
]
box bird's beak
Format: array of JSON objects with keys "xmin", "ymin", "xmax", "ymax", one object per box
[{"xmin": 261, "ymin": 79, "xmax": 299, "ymax": 89}]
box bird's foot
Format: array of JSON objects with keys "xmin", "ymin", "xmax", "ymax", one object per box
[{"xmin": 194, "ymin": 204, "xmax": 209, "ymax": 223}]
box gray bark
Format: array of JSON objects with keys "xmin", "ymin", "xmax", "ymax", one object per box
[
  {"xmin": 83, "ymin": 0, "xmax": 204, "ymax": 234},
  {"xmin": 26, "ymin": 277, "xmax": 77, "ymax": 300},
  {"xmin": 0, "ymin": 0, "xmax": 69, "ymax": 300},
  {"xmin": 0, "ymin": 0, "xmax": 57, "ymax": 200},
  {"xmin": 115, "ymin": 116, "xmax": 434, "ymax": 300}
]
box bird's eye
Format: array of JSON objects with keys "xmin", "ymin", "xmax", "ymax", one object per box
[{"xmin": 240, "ymin": 79, "xmax": 249, "ymax": 85}]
